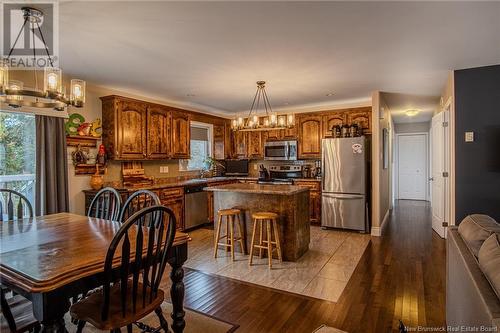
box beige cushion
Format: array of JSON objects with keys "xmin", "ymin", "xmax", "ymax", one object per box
[
  {"xmin": 458, "ymin": 214, "xmax": 500, "ymax": 257},
  {"xmin": 478, "ymin": 233, "xmax": 500, "ymax": 300}
]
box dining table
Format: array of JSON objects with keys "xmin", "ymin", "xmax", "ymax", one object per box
[{"xmin": 0, "ymin": 213, "xmax": 189, "ymax": 333}]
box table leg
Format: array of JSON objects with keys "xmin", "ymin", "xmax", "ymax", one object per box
[
  {"xmin": 32, "ymin": 292, "xmax": 69, "ymax": 333},
  {"xmin": 40, "ymin": 318, "xmax": 68, "ymax": 333},
  {"xmin": 169, "ymin": 243, "xmax": 187, "ymax": 333}
]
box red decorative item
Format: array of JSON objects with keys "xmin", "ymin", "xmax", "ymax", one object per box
[{"xmin": 97, "ymin": 144, "xmax": 106, "ymax": 165}]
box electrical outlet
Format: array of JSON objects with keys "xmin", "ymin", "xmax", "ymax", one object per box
[
  {"xmin": 465, "ymin": 131, "xmax": 474, "ymax": 142},
  {"xmin": 164, "ymin": 166, "xmax": 169, "ymax": 173}
]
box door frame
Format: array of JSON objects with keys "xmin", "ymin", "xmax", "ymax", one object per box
[{"xmin": 394, "ymin": 132, "xmax": 429, "ymax": 201}]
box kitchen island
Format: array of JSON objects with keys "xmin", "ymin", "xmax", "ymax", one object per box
[{"xmin": 205, "ymin": 183, "xmax": 310, "ymax": 261}]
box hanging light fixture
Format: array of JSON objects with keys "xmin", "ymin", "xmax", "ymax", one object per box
[
  {"xmin": 0, "ymin": 7, "xmax": 86, "ymax": 111},
  {"xmin": 231, "ymin": 81, "xmax": 294, "ymax": 131}
]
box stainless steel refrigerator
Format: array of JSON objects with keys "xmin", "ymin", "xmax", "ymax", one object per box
[{"xmin": 321, "ymin": 137, "xmax": 368, "ymax": 232}]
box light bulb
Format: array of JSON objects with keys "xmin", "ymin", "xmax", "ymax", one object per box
[
  {"xmin": 278, "ymin": 116, "xmax": 286, "ymax": 127},
  {"xmin": 70, "ymin": 79, "xmax": 86, "ymax": 107},
  {"xmin": 287, "ymin": 114, "xmax": 295, "ymax": 127},
  {"xmin": 237, "ymin": 117, "xmax": 244, "ymax": 127},
  {"xmin": 270, "ymin": 113, "xmax": 277, "ymax": 126},
  {"xmin": 44, "ymin": 67, "xmax": 62, "ymax": 93},
  {"xmin": 252, "ymin": 115, "xmax": 259, "ymax": 127},
  {"xmin": 47, "ymin": 74, "xmax": 57, "ymax": 89},
  {"xmin": 263, "ymin": 118, "xmax": 270, "ymax": 127}
]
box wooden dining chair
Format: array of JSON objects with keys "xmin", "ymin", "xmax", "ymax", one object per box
[
  {"xmin": 87, "ymin": 187, "xmax": 122, "ymax": 221},
  {"xmin": 0, "ymin": 189, "xmax": 33, "ymax": 222},
  {"xmin": 119, "ymin": 190, "xmax": 160, "ymax": 223},
  {"xmin": 0, "ymin": 189, "xmax": 39, "ymax": 333},
  {"xmin": 70, "ymin": 205, "xmax": 177, "ymax": 333},
  {"xmin": 0, "ymin": 288, "xmax": 40, "ymax": 333}
]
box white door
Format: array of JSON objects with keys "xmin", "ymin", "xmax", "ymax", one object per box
[
  {"xmin": 398, "ymin": 134, "xmax": 427, "ymax": 200},
  {"xmin": 430, "ymin": 111, "xmax": 449, "ymax": 238}
]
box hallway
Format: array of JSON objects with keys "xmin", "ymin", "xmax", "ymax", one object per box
[{"xmin": 164, "ymin": 200, "xmax": 446, "ymax": 332}]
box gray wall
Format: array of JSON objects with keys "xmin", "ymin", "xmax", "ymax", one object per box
[
  {"xmin": 394, "ymin": 121, "xmax": 430, "ymax": 134},
  {"xmin": 455, "ymin": 64, "xmax": 500, "ymax": 222}
]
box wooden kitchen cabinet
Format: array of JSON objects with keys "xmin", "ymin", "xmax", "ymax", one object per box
[
  {"xmin": 213, "ymin": 124, "xmax": 225, "ymax": 160},
  {"xmin": 297, "ymin": 114, "xmax": 323, "ymax": 159},
  {"xmin": 265, "ymin": 126, "xmax": 297, "ymax": 141},
  {"xmin": 159, "ymin": 187, "xmax": 185, "ymax": 230},
  {"xmin": 101, "ymin": 97, "xmax": 148, "ymax": 160},
  {"xmin": 294, "ymin": 180, "xmax": 321, "ymax": 224},
  {"xmin": 232, "ymin": 131, "xmax": 248, "ymax": 159},
  {"xmin": 170, "ymin": 111, "xmax": 191, "ymax": 159},
  {"xmin": 247, "ymin": 131, "xmax": 263, "ymax": 158},
  {"xmin": 347, "ymin": 108, "xmax": 372, "ymax": 134},
  {"xmin": 147, "ymin": 105, "xmax": 171, "ymax": 159},
  {"xmin": 322, "ymin": 112, "xmax": 347, "ymax": 138}
]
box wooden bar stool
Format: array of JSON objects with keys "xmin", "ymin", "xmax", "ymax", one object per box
[
  {"xmin": 249, "ymin": 212, "xmax": 282, "ymax": 268},
  {"xmin": 214, "ymin": 208, "xmax": 245, "ymax": 260}
]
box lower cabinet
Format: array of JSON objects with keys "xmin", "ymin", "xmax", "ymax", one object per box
[
  {"xmin": 159, "ymin": 187, "xmax": 185, "ymax": 231},
  {"xmin": 293, "ymin": 180, "xmax": 321, "ymax": 224},
  {"xmin": 83, "ymin": 187, "xmax": 185, "ymax": 230}
]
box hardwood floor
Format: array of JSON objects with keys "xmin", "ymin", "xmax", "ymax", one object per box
[{"xmin": 163, "ymin": 200, "xmax": 446, "ymax": 333}]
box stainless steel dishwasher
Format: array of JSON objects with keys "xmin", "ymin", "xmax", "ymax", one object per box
[{"xmin": 184, "ymin": 184, "xmax": 208, "ymax": 230}]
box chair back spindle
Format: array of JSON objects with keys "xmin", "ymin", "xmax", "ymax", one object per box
[
  {"xmin": 119, "ymin": 190, "xmax": 161, "ymax": 223},
  {"xmin": 0, "ymin": 189, "xmax": 33, "ymax": 221},
  {"xmin": 100, "ymin": 205, "xmax": 176, "ymax": 321},
  {"xmin": 87, "ymin": 187, "xmax": 122, "ymax": 221}
]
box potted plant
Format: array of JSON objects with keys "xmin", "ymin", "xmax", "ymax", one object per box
[{"xmin": 203, "ymin": 157, "xmax": 225, "ymax": 177}]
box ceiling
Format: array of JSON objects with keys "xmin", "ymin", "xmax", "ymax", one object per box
[
  {"xmin": 57, "ymin": 1, "xmax": 500, "ymax": 117},
  {"xmin": 383, "ymin": 93, "xmax": 439, "ymax": 124}
]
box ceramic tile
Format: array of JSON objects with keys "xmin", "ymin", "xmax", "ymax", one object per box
[
  {"xmin": 185, "ymin": 226, "xmax": 370, "ymax": 302},
  {"xmin": 302, "ymin": 276, "xmax": 348, "ymax": 302},
  {"xmin": 317, "ymin": 262, "xmax": 356, "ymax": 281}
]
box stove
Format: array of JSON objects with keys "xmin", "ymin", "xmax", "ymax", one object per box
[{"xmin": 257, "ymin": 165, "xmax": 302, "ymax": 184}]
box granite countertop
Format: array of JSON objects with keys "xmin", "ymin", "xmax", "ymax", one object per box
[
  {"xmin": 84, "ymin": 176, "xmax": 319, "ymax": 192},
  {"xmin": 204, "ymin": 183, "xmax": 309, "ymax": 195}
]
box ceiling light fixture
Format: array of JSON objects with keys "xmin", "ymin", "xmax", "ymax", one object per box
[
  {"xmin": 231, "ymin": 81, "xmax": 294, "ymax": 132},
  {"xmin": 326, "ymin": 93, "xmax": 334, "ymax": 97},
  {"xmin": 405, "ymin": 109, "xmax": 420, "ymax": 117},
  {"xmin": 0, "ymin": 7, "xmax": 86, "ymax": 111}
]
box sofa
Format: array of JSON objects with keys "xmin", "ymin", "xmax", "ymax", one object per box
[{"xmin": 447, "ymin": 214, "xmax": 500, "ymax": 330}]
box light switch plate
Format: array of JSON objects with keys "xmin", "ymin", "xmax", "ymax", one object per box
[
  {"xmin": 465, "ymin": 131, "xmax": 474, "ymax": 142},
  {"xmin": 253, "ymin": 164, "xmax": 258, "ymax": 170}
]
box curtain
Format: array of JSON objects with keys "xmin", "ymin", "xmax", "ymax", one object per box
[{"xmin": 35, "ymin": 115, "xmax": 69, "ymax": 215}]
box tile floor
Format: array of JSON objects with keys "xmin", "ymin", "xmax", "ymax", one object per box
[{"xmin": 184, "ymin": 226, "xmax": 371, "ymax": 302}]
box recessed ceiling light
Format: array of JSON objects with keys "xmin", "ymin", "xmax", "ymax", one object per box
[
  {"xmin": 326, "ymin": 93, "xmax": 334, "ymax": 97},
  {"xmin": 405, "ymin": 109, "xmax": 419, "ymax": 117},
  {"xmin": 186, "ymin": 93, "xmax": 196, "ymax": 97}
]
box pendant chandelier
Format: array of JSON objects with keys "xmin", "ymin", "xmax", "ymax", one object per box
[
  {"xmin": 231, "ymin": 81, "xmax": 294, "ymax": 131},
  {"xmin": 0, "ymin": 7, "xmax": 85, "ymax": 111}
]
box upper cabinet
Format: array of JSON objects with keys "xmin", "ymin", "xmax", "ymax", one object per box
[
  {"xmin": 346, "ymin": 107, "xmax": 372, "ymax": 134},
  {"xmin": 265, "ymin": 126, "xmax": 297, "ymax": 141},
  {"xmin": 232, "ymin": 131, "xmax": 248, "ymax": 159},
  {"xmin": 322, "ymin": 112, "xmax": 347, "ymax": 138},
  {"xmin": 170, "ymin": 111, "xmax": 191, "ymax": 159},
  {"xmin": 101, "ymin": 97, "xmax": 148, "ymax": 160},
  {"xmin": 247, "ymin": 131, "xmax": 263, "ymax": 159},
  {"xmin": 147, "ymin": 105, "xmax": 171, "ymax": 159},
  {"xmin": 297, "ymin": 114, "xmax": 323, "ymax": 159},
  {"xmin": 101, "ymin": 96, "xmax": 193, "ymax": 160}
]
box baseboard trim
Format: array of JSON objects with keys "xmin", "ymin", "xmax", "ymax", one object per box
[{"xmin": 371, "ymin": 209, "xmax": 390, "ymax": 237}]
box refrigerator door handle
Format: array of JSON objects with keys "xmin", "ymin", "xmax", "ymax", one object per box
[{"xmin": 322, "ymin": 193, "xmax": 364, "ymax": 200}]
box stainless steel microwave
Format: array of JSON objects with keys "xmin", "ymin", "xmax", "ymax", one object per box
[{"xmin": 264, "ymin": 140, "xmax": 298, "ymax": 160}]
